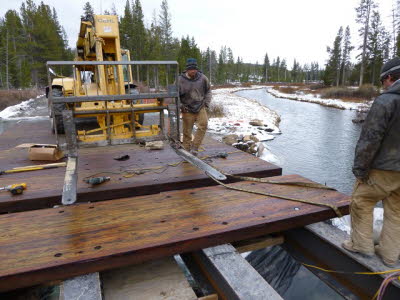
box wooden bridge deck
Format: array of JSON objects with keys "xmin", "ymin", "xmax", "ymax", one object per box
[
  {"xmin": 0, "ymin": 121, "xmax": 281, "ymax": 213},
  {"xmin": 0, "ymin": 174, "xmax": 349, "ymax": 292}
]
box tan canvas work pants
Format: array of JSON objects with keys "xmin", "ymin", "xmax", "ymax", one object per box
[
  {"xmin": 182, "ymin": 107, "xmax": 208, "ymax": 151},
  {"xmin": 350, "ymin": 169, "xmax": 400, "ymax": 262}
]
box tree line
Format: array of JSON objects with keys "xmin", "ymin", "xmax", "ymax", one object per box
[
  {"xmin": 0, "ymin": 0, "xmax": 72, "ymax": 89},
  {"xmin": 0, "ymin": 0, "xmax": 396, "ymax": 89},
  {"xmin": 324, "ymin": 0, "xmax": 397, "ymax": 87}
]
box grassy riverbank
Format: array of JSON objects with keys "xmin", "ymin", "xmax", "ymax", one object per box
[
  {"xmin": 269, "ymin": 83, "xmax": 378, "ymax": 103},
  {"xmin": 0, "ymin": 89, "xmax": 41, "ymax": 111}
]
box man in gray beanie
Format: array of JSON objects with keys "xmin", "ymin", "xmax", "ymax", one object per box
[
  {"xmin": 178, "ymin": 58, "xmax": 211, "ymax": 155},
  {"xmin": 342, "ymin": 57, "xmax": 400, "ymax": 267}
]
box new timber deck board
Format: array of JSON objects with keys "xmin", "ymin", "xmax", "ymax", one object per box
[
  {"xmin": 0, "ymin": 174, "xmax": 350, "ymax": 292},
  {"xmin": 0, "ymin": 121, "xmax": 281, "ymax": 213}
]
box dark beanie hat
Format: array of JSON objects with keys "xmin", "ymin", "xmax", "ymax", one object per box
[
  {"xmin": 186, "ymin": 58, "xmax": 198, "ymax": 70},
  {"xmin": 380, "ymin": 57, "xmax": 400, "ymax": 80}
]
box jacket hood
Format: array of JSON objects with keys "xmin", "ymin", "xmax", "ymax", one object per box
[
  {"xmin": 383, "ymin": 79, "xmax": 400, "ymax": 95},
  {"xmin": 179, "ymin": 71, "xmax": 203, "ymax": 82}
]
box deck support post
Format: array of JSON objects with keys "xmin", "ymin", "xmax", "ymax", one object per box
[
  {"xmin": 187, "ymin": 244, "xmax": 283, "ymax": 300},
  {"xmin": 62, "ymin": 273, "xmax": 102, "ymax": 300}
]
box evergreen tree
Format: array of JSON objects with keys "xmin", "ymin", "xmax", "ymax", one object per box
[
  {"xmin": 132, "ymin": 0, "xmax": 147, "ymax": 60},
  {"xmin": 235, "ymin": 56, "xmax": 243, "ymax": 82},
  {"xmin": 146, "ymin": 10, "xmax": 162, "ymax": 61},
  {"xmin": 0, "ymin": 1, "xmax": 71, "ymax": 88},
  {"xmin": 366, "ymin": 10, "xmax": 386, "ymax": 85},
  {"xmin": 262, "ymin": 52, "xmax": 270, "ymax": 83},
  {"xmin": 226, "ymin": 48, "xmax": 235, "ymax": 83},
  {"xmin": 291, "ymin": 59, "xmax": 300, "ymax": 82},
  {"xmin": 341, "ymin": 26, "xmax": 353, "ymax": 85},
  {"xmin": 159, "ymin": 0, "xmax": 173, "ymax": 59},
  {"xmin": 119, "ymin": 0, "xmax": 134, "ymax": 52},
  {"xmin": 216, "ymin": 47, "xmax": 227, "ymax": 84},
  {"xmin": 280, "ymin": 59, "xmax": 287, "ymax": 82},
  {"xmin": 177, "ymin": 36, "xmax": 191, "ymax": 72},
  {"xmin": 356, "ymin": 0, "xmax": 375, "ymax": 86},
  {"xmin": 82, "ymin": 2, "xmax": 94, "ymax": 20},
  {"xmin": 275, "ymin": 56, "xmax": 281, "ymax": 81},
  {"xmin": 324, "ymin": 27, "xmax": 343, "ymax": 86}
]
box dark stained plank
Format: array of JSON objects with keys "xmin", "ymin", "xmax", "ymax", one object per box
[
  {"xmin": 0, "ymin": 121, "xmax": 281, "ymax": 213},
  {"xmin": 0, "ymin": 174, "xmax": 350, "ymax": 292}
]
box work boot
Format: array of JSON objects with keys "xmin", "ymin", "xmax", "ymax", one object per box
[
  {"xmin": 375, "ymin": 245, "xmax": 398, "ymax": 268},
  {"xmin": 342, "ymin": 240, "xmax": 374, "ymax": 257}
]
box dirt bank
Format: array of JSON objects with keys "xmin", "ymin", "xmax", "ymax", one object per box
[{"xmin": 0, "ymin": 89, "xmax": 42, "ymax": 111}]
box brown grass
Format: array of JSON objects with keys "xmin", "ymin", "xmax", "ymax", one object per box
[
  {"xmin": 206, "ymin": 102, "xmax": 225, "ymax": 118},
  {"xmin": 212, "ymin": 84, "xmax": 237, "ymax": 90},
  {"xmin": 319, "ymin": 84, "xmax": 378, "ymax": 102},
  {"xmin": 240, "ymin": 82, "xmax": 253, "ymax": 88},
  {"xmin": 0, "ymin": 89, "xmax": 41, "ymax": 111},
  {"xmin": 276, "ymin": 86, "xmax": 297, "ymax": 94},
  {"xmin": 270, "ymin": 83, "xmax": 377, "ymax": 102}
]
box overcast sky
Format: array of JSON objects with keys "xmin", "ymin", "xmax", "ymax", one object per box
[{"xmin": 0, "ymin": 0, "xmax": 395, "ymax": 67}]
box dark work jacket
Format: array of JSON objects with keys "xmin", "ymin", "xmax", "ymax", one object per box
[
  {"xmin": 178, "ymin": 71, "xmax": 211, "ymax": 113},
  {"xmin": 353, "ymin": 80, "xmax": 400, "ymax": 179}
]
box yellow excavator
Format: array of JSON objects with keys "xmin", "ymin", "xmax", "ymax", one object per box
[{"xmin": 46, "ymin": 14, "xmax": 169, "ymax": 143}]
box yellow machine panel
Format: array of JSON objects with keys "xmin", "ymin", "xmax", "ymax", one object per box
[{"xmin": 94, "ymin": 15, "xmax": 119, "ymax": 38}]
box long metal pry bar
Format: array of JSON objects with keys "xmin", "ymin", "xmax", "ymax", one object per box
[
  {"xmin": 174, "ymin": 148, "xmax": 227, "ymax": 181},
  {"xmin": 62, "ymin": 110, "xmax": 78, "ymax": 205}
]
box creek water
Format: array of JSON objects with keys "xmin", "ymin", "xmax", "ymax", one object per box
[
  {"xmin": 236, "ymin": 88, "xmax": 364, "ymax": 299},
  {"xmin": 236, "ymin": 88, "xmax": 363, "ymax": 195}
]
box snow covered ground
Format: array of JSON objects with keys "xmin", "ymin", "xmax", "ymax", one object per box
[
  {"xmin": 208, "ymin": 87, "xmax": 280, "ymax": 139},
  {"xmin": 207, "ymin": 87, "xmax": 281, "ymax": 163},
  {"xmin": 0, "ymin": 95, "xmax": 47, "ymax": 120},
  {"xmin": 267, "ymin": 86, "xmax": 372, "ymax": 112}
]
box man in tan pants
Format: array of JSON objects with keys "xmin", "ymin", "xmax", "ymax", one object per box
[
  {"xmin": 342, "ymin": 58, "xmax": 400, "ymax": 267},
  {"xmin": 178, "ymin": 58, "xmax": 211, "ymax": 155}
]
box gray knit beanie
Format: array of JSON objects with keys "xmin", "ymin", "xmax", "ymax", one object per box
[
  {"xmin": 185, "ymin": 58, "xmax": 198, "ymax": 70},
  {"xmin": 380, "ymin": 57, "xmax": 400, "ymax": 80}
]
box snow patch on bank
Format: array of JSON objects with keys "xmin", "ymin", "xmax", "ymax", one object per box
[
  {"xmin": 206, "ymin": 86, "xmax": 281, "ymax": 164},
  {"xmin": 208, "ymin": 87, "xmax": 280, "ymax": 141},
  {"xmin": 332, "ymin": 208, "xmax": 383, "ymax": 238},
  {"xmin": 267, "ymin": 87, "xmax": 371, "ymax": 112},
  {"xmin": 0, "ymin": 95, "xmax": 48, "ymax": 120}
]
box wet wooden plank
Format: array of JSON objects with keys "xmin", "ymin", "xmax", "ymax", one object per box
[
  {"xmin": 0, "ymin": 121, "xmax": 281, "ymax": 213},
  {"xmin": 0, "ymin": 174, "xmax": 349, "ymax": 292}
]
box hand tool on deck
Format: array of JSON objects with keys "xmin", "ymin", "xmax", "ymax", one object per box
[
  {"xmin": 0, "ymin": 183, "xmax": 27, "ymax": 195},
  {"xmin": 85, "ymin": 176, "xmax": 111, "ymax": 186},
  {"xmin": 172, "ymin": 147, "xmax": 227, "ymax": 181},
  {"xmin": 0, "ymin": 162, "xmax": 67, "ymax": 176}
]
